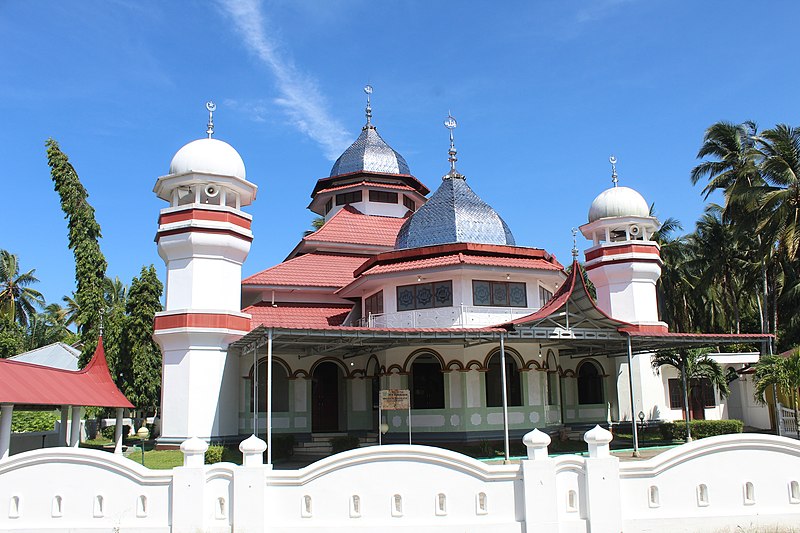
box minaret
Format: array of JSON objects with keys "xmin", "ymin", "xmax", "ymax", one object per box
[
  {"xmin": 152, "ymin": 102, "xmax": 258, "ymax": 446},
  {"xmin": 578, "ymin": 156, "xmax": 666, "ymax": 332}
]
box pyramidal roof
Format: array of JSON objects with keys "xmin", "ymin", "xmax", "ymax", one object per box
[
  {"xmin": 395, "ymin": 173, "xmax": 515, "ymax": 249},
  {"xmin": 330, "ymin": 125, "xmax": 411, "ymax": 177}
]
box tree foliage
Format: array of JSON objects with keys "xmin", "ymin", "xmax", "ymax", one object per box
[
  {"xmin": 119, "ymin": 265, "xmax": 163, "ymax": 410},
  {"xmin": 46, "ymin": 138, "xmax": 108, "ymax": 367},
  {"xmin": 0, "ymin": 250, "xmax": 44, "ymax": 327}
]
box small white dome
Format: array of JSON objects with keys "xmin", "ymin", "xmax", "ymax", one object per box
[
  {"xmin": 169, "ymin": 138, "xmax": 246, "ymax": 179},
  {"xmin": 588, "ymin": 186, "xmax": 649, "ymax": 222}
]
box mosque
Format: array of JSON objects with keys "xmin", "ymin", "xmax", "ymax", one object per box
[{"xmin": 151, "ymin": 90, "xmax": 771, "ymax": 450}]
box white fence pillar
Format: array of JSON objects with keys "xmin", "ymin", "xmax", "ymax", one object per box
[
  {"xmin": 521, "ymin": 429, "xmax": 560, "ymax": 533},
  {"xmin": 173, "ymin": 437, "xmax": 208, "ymax": 533},
  {"xmin": 0, "ymin": 404, "xmax": 14, "ymax": 461},
  {"xmin": 583, "ymin": 425, "xmax": 622, "ymax": 532},
  {"xmin": 234, "ymin": 435, "xmax": 269, "ymax": 532},
  {"xmin": 113, "ymin": 407, "xmax": 124, "ymax": 454},
  {"xmin": 69, "ymin": 406, "xmax": 81, "ymax": 447}
]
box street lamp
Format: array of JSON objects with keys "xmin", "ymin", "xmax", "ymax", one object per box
[{"xmin": 136, "ymin": 426, "xmax": 150, "ymax": 466}]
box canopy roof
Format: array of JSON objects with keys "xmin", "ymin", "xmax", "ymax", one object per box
[
  {"xmin": 0, "ymin": 338, "xmax": 133, "ymax": 408},
  {"xmin": 232, "ymin": 260, "xmax": 772, "ymax": 360}
]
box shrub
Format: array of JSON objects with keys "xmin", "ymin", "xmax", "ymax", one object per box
[
  {"xmin": 330, "ymin": 435, "xmax": 360, "ymax": 454},
  {"xmin": 205, "ymin": 445, "xmax": 224, "ymax": 464},
  {"xmin": 271, "ymin": 434, "xmax": 296, "ymax": 460},
  {"xmin": 101, "ymin": 424, "xmax": 131, "ymax": 440},
  {"xmin": 10, "ymin": 411, "xmax": 59, "ymax": 433},
  {"xmin": 660, "ymin": 419, "xmax": 743, "ymax": 441}
]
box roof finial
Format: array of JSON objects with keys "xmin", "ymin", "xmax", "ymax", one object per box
[
  {"xmin": 99, "ymin": 307, "xmax": 105, "ymax": 338},
  {"xmin": 364, "ymin": 85, "xmax": 373, "ymax": 126},
  {"xmin": 609, "ymin": 155, "xmax": 618, "ymax": 187},
  {"xmin": 571, "ymin": 228, "xmax": 579, "ymax": 259},
  {"xmin": 206, "ymin": 101, "xmax": 216, "ymax": 138},
  {"xmin": 444, "ymin": 112, "xmax": 462, "ymax": 179}
]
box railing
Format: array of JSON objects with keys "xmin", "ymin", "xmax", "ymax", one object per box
[
  {"xmin": 778, "ymin": 402, "xmax": 798, "ymax": 438},
  {"xmin": 358, "ymin": 305, "xmax": 540, "ymax": 329}
]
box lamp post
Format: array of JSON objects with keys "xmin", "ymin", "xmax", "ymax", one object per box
[
  {"xmin": 637, "ymin": 411, "xmax": 646, "ymax": 437},
  {"xmin": 136, "ymin": 426, "xmax": 150, "ymax": 466}
]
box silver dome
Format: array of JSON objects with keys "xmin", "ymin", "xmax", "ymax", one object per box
[
  {"xmin": 330, "ymin": 125, "xmax": 411, "ymax": 177},
  {"xmin": 395, "ymin": 174, "xmax": 515, "ymax": 249}
]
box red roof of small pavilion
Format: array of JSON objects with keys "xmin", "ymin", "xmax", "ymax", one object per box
[
  {"xmin": 245, "ymin": 302, "xmax": 352, "ymax": 329},
  {"xmin": 0, "ymin": 338, "xmax": 134, "ymax": 408}
]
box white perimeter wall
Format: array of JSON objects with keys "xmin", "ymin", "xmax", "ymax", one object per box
[{"xmin": 2, "ymin": 432, "xmax": 800, "ymax": 532}]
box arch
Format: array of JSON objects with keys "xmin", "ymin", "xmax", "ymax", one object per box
[
  {"xmin": 312, "ymin": 361, "xmax": 345, "ymax": 432},
  {"xmin": 446, "ymin": 360, "xmax": 465, "ymax": 372},
  {"xmin": 483, "ymin": 347, "xmax": 523, "ymax": 369},
  {"xmin": 485, "ymin": 349, "xmax": 522, "ymax": 407},
  {"xmin": 577, "ymin": 359, "xmax": 604, "ymax": 405},
  {"xmin": 385, "ymin": 364, "xmax": 404, "ymax": 375},
  {"xmin": 366, "ymin": 355, "xmax": 382, "ymax": 376},
  {"xmin": 465, "ymin": 360, "xmax": 484, "ymax": 372},
  {"xmin": 402, "ymin": 349, "xmax": 446, "ymax": 374},
  {"xmin": 309, "ymin": 357, "xmax": 351, "ymax": 378},
  {"xmin": 409, "ymin": 352, "xmax": 445, "ymax": 409},
  {"xmin": 251, "ymin": 358, "xmax": 291, "ymax": 413},
  {"xmin": 544, "ymin": 349, "xmax": 559, "ymax": 371},
  {"xmin": 523, "ymin": 360, "xmax": 543, "ymax": 371},
  {"xmin": 291, "ymin": 369, "xmax": 310, "ymax": 380}
]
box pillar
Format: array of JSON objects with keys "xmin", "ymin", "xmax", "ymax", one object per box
[
  {"xmin": 69, "ymin": 405, "xmax": 81, "ymax": 447},
  {"xmin": 521, "ymin": 429, "xmax": 559, "ymax": 533},
  {"xmin": 113, "ymin": 407, "xmax": 124, "ymax": 454},
  {"xmin": 59, "ymin": 406, "xmax": 69, "ymax": 446},
  {"xmin": 583, "ymin": 425, "xmax": 622, "ymax": 532},
  {"xmin": 0, "ymin": 404, "xmax": 14, "ymax": 461}
]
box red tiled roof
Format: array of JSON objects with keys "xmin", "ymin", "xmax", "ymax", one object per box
[
  {"xmin": 313, "ymin": 181, "xmax": 416, "ymax": 194},
  {"xmin": 311, "ymin": 171, "xmax": 430, "ymax": 196},
  {"xmin": 242, "ymin": 253, "xmax": 368, "ymax": 287},
  {"xmin": 303, "ymin": 206, "xmax": 406, "ymax": 247},
  {"xmin": 359, "ymin": 253, "xmax": 562, "ymax": 276},
  {"xmin": 245, "ymin": 302, "xmax": 352, "ymax": 329},
  {"xmin": 0, "ymin": 338, "xmax": 133, "ymax": 408}
]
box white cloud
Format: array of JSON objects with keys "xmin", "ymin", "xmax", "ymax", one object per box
[{"xmin": 217, "ymin": 0, "xmax": 350, "ymax": 160}]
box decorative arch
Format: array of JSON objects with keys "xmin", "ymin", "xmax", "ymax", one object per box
[
  {"xmin": 385, "ymin": 364, "xmax": 404, "ymax": 375},
  {"xmin": 482, "ymin": 347, "xmax": 524, "ymax": 369},
  {"xmin": 484, "ymin": 348, "xmax": 523, "ymax": 407},
  {"xmin": 464, "ymin": 360, "xmax": 484, "ymax": 372},
  {"xmin": 402, "ymin": 349, "xmax": 446, "ymax": 374},
  {"xmin": 366, "ymin": 355, "xmax": 383, "ymax": 376},
  {"xmin": 247, "ymin": 356, "xmax": 292, "ymax": 378},
  {"xmin": 446, "ymin": 360, "xmax": 465, "ymax": 372},
  {"xmin": 576, "ymin": 359, "xmax": 605, "ymax": 405},
  {"xmin": 523, "ymin": 360, "xmax": 543, "ymax": 371},
  {"xmin": 309, "ymin": 357, "xmax": 351, "ymax": 379},
  {"xmin": 291, "ymin": 369, "xmax": 310, "ymax": 380},
  {"xmin": 249, "ymin": 357, "xmax": 291, "ymax": 413},
  {"xmin": 406, "ymin": 350, "xmax": 445, "ymax": 409}
]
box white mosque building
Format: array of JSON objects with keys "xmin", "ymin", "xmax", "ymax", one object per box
[{"xmin": 151, "ymin": 94, "xmax": 771, "ymax": 449}]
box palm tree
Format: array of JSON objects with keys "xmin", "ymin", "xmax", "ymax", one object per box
[
  {"xmin": 753, "ymin": 353, "xmax": 800, "ymax": 440},
  {"xmin": 61, "ymin": 293, "xmax": 80, "ymax": 328},
  {"xmin": 652, "ymin": 348, "xmax": 730, "ymax": 440},
  {"xmin": 0, "ymin": 250, "xmax": 45, "ymax": 327}
]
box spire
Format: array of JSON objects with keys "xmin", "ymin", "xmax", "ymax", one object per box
[
  {"xmin": 610, "ymin": 155, "xmax": 618, "ymax": 187},
  {"xmin": 99, "ymin": 308, "xmax": 105, "ymax": 337},
  {"xmin": 571, "ymin": 228, "xmax": 579, "ymax": 260},
  {"xmin": 363, "ymin": 85, "xmax": 373, "ymax": 128},
  {"xmin": 444, "ymin": 112, "xmax": 463, "ymax": 179},
  {"xmin": 206, "ymin": 101, "xmax": 216, "ymax": 138}
]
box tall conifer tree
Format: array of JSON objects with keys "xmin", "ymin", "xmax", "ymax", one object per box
[
  {"xmin": 46, "ymin": 138, "xmax": 107, "ymax": 366},
  {"xmin": 120, "ymin": 265, "xmax": 163, "ymax": 411}
]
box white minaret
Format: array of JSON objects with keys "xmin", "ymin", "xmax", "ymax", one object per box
[
  {"xmin": 579, "ymin": 157, "xmax": 667, "ymax": 422},
  {"xmin": 579, "ymin": 157, "xmax": 666, "ymax": 331},
  {"xmin": 153, "ymin": 102, "xmax": 258, "ymax": 446}
]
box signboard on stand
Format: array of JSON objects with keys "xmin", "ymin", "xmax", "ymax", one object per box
[{"xmin": 378, "ymin": 389, "xmax": 411, "ymax": 444}]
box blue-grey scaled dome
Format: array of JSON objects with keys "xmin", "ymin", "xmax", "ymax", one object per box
[
  {"xmin": 330, "ymin": 125, "xmax": 411, "ymax": 177},
  {"xmin": 395, "ymin": 174, "xmax": 515, "ymax": 249}
]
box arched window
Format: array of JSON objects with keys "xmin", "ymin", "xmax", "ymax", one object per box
[
  {"xmin": 577, "ymin": 361, "xmax": 604, "ymax": 405},
  {"xmin": 410, "ymin": 354, "xmax": 444, "ymax": 409},
  {"xmin": 485, "ymin": 351, "xmax": 522, "ymax": 407},
  {"xmin": 251, "ymin": 360, "xmax": 290, "ymax": 413}
]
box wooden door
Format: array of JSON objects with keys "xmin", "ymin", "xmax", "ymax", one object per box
[{"xmin": 312, "ymin": 363, "xmax": 339, "ymax": 432}]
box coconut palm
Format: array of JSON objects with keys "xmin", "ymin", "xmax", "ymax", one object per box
[
  {"xmin": 0, "ymin": 250, "xmax": 45, "ymax": 327},
  {"xmin": 753, "ymin": 353, "xmax": 800, "ymax": 439},
  {"xmin": 61, "ymin": 293, "xmax": 80, "ymax": 328},
  {"xmin": 652, "ymin": 348, "xmax": 730, "ymax": 440}
]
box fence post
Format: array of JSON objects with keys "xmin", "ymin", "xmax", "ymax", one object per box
[
  {"xmin": 583, "ymin": 425, "xmax": 622, "ymax": 532},
  {"xmin": 777, "ymin": 402, "xmax": 784, "ymax": 437},
  {"xmin": 234, "ymin": 435, "xmax": 270, "ymax": 532},
  {"xmin": 521, "ymin": 429, "xmax": 559, "ymax": 533},
  {"xmin": 172, "ymin": 437, "xmax": 208, "ymax": 533}
]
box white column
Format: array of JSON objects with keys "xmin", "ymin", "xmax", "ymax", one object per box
[
  {"xmin": 113, "ymin": 408, "xmax": 124, "ymax": 454},
  {"xmin": 59, "ymin": 406, "xmax": 69, "ymax": 446},
  {"xmin": 0, "ymin": 404, "xmax": 14, "ymax": 460},
  {"xmin": 69, "ymin": 406, "xmax": 82, "ymax": 447}
]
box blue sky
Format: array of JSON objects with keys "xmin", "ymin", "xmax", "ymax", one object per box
[{"xmin": 2, "ymin": 1, "xmax": 799, "ymax": 306}]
